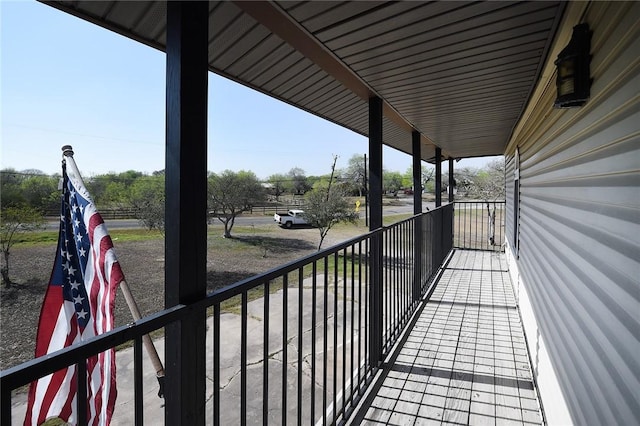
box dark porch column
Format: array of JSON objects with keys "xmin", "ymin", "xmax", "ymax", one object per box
[
  {"xmin": 412, "ymin": 132, "xmax": 422, "ymax": 215},
  {"xmin": 165, "ymin": 2, "xmax": 208, "ymax": 424},
  {"xmin": 412, "ymin": 131, "xmax": 422, "ymax": 301},
  {"xmin": 435, "ymin": 147, "xmax": 442, "ymax": 207},
  {"xmin": 369, "ymin": 97, "xmax": 383, "ymax": 367},
  {"xmin": 448, "ymin": 158, "xmax": 455, "ymax": 203}
]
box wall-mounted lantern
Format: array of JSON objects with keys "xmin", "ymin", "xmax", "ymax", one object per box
[{"xmin": 554, "ymin": 23, "xmax": 592, "ymax": 108}]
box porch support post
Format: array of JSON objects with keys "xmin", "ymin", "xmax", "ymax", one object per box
[
  {"xmin": 448, "ymin": 158, "xmax": 455, "ymax": 203},
  {"xmin": 412, "ymin": 131, "xmax": 422, "ymax": 301},
  {"xmin": 164, "ymin": 2, "xmax": 208, "ymax": 424},
  {"xmin": 368, "ymin": 97, "xmax": 383, "ymax": 367},
  {"xmin": 435, "ymin": 147, "xmax": 442, "ymax": 207}
]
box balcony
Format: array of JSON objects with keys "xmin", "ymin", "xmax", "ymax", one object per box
[{"xmin": 2, "ymin": 201, "xmax": 544, "ymax": 425}]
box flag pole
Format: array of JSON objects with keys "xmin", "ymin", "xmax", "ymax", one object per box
[
  {"xmin": 119, "ymin": 279, "xmax": 166, "ymax": 397},
  {"xmin": 61, "ymin": 145, "xmax": 166, "ymax": 398}
]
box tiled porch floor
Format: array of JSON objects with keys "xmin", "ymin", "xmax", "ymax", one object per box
[{"xmin": 352, "ymin": 250, "xmax": 543, "ymax": 426}]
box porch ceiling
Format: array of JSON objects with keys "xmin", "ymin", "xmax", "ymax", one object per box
[{"xmin": 44, "ymin": 1, "xmax": 564, "ymax": 163}]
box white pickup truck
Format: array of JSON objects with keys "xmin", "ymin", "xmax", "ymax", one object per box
[{"xmin": 273, "ymin": 209, "xmax": 309, "ymax": 228}]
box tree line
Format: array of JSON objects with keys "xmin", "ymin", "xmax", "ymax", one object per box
[
  {"xmin": 1, "ymin": 155, "xmax": 505, "ymax": 216},
  {"xmin": 1, "ymin": 155, "xmax": 504, "ymax": 285},
  {"xmin": 1, "ymin": 155, "xmax": 505, "ymax": 237}
]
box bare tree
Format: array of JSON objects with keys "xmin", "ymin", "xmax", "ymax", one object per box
[
  {"xmin": 302, "ymin": 156, "xmax": 359, "ymax": 250},
  {"xmin": 469, "ymin": 159, "xmax": 505, "ymax": 201},
  {"xmin": 343, "ymin": 154, "xmax": 367, "ymax": 197},
  {"xmin": 1, "ymin": 206, "xmax": 45, "ymax": 287}
]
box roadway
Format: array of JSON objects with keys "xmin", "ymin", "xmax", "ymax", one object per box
[{"xmin": 45, "ymin": 198, "xmax": 437, "ymax": 231}]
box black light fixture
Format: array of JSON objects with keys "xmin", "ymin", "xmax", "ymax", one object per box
[{"xmin": 554, "ymin": 23, "xmax": 592, "ymax": 108}]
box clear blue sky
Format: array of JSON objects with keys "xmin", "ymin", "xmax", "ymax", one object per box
[{"xmin": 1, "ymin": 1, "xmax": 498, "ymax": 180}]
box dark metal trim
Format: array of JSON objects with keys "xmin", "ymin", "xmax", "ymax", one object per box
[
  {"xmin": 412, "ymin": 131, "xmax": 423, "ymax": 302},
  {"xmin": 164, "ymin": 2, "xmax": 209, "ymax": 423},
  {"xmin": 448, "ymin": 158, "xmax": 455, "ymax": 203},
  {"xmin": 368, "ymin": 97, "xmax": 383, "ymax": 368}
]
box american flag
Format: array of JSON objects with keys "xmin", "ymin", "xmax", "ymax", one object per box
[{"xmin": 25, "ymin": 155, "xmax": 124, "ymax": 426}]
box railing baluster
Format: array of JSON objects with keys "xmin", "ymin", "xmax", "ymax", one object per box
[
  {"xmin": 323, "ymin": 260, "xmax": 328, "ymax": 426},
  {"xmin": 384, "ymin": 230, "xmax": 389, "ymax": 349},
  {"xmin": 342, "ymin": 248, "xmax": 347, "ymax": 416},
  {"xmin": 311, "ymin": 262, "xmax": 317, "ymax": 425},
  {"xmin": 404, "ymin": 221, "xmax": 409, "ymax": 316},
  {"xmin": 393, "ymin": 226, "xmax": 397, "ymax": 341},
  {"xmin": 476, "ymin": 201, "xmax": 480, "ymax": 249},
  {"xmin": 264, "ymin": 281, "xmax": 270, "ymax": 426},
  {"xmin": 350, "ymin": 244, "xmax": 355, "ymax": 406},
  {"xmin": 298, "ymin": 268, "xmax": 303, "ymax": 426},
  {"xmin": 400, "ymin": 224, "xmax": 404, "ymax": 329},
  {"xmin": 282, "ymin": 274, "xmax": 288, "ymax": 426},
  {"xmin": 333, "ymin": 251, "xmax": 338, "ymax": 425},
  {"xmin": 357, "ymin": 241, "xmax": 362, "ymax": 395},
  {"xmin": 214, "ymin": 302, "xmax": 220, "ymax": 426},
  {"xmin": 467, "ymin": 202, "xmax": 471, "ymax": 248},
  {"xmin": 364, "ymin": 238, "xmax": 369, "ymax": 376},
  {"xmin": 242, "ymin": 291, "xmax": 248, "ymax": 426},
  {"xmin": 134, "ymin": 336, "xmax": 143, "ymax": 426}
]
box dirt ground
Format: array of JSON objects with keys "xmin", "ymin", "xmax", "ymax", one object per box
[{"xmin": 0, "ymin": 223, "xmax": 361, "ymax": 370}]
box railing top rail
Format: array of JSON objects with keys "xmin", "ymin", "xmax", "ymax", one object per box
[
  {"xmin": 1, "ymin": 303, "xmax": 187, "ymax": 389},
  {"xmin": 453, "ymin": 200, "xmax": 506, "ymax": 204}
]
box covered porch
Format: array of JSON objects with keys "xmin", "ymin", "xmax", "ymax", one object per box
[
  {"xmin": 353, "ymin": 249, "xmax": 541, "ymax": 425},
  {"xmin": 1, "ymin": 1, "xmax": 581, "ymax": 425}
]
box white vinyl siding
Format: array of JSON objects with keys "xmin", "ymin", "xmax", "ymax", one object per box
[{"xmin": 505, "ymin": 2, "xmax": 640, "ymax": 424}]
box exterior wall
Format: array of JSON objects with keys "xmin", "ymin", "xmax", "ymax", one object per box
[{"xmin": 504, "ymin": 2, "xmax": 640, "ymax": 425}]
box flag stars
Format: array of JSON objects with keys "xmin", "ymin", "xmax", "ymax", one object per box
[
  {"xmin": 67, "ymin": 264, "xmax": 77, "ymax": 276},
  {"xmin": 74, "ymin": 218, "xmax": 81, "ymax": 228},
  {"xmin": 73, "ymin": 294, "xmax": 84, "ymax": 305},
  {"xmin": 70, "ymin": 279, "xmax": 81, "ymax": 290},
  {"xmin": 78, "ymin": 247, "xmax": 87, "ymax": 258},
  {"xmin": 77, "ymin": 309, "xmax": 88, "ymax": 320},
  {"xmin": 76, "ymin": 233, "xmax": 83, "ymax": 243}
]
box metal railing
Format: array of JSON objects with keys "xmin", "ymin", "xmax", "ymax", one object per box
[
  {"xmin": 1, "ymin": 205, "xmax": 454, "ymax": 425},
  {"xmin": 453, "ymin": 201, "xmax": 506, "ymax": 251}
]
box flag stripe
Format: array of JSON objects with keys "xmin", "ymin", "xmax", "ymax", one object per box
[{"xmin": 25, "ymin": 156, "xmax": 124, "ymax": 426}]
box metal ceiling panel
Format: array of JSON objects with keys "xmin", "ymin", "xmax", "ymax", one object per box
[{"xmin": 44, "ymin": 0, "xmax": 565, "ymax": 162}]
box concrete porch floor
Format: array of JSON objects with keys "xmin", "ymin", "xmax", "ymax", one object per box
[{"xmin": 350, "ymin": 250, "xmax": 543, "ymax": 426}]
